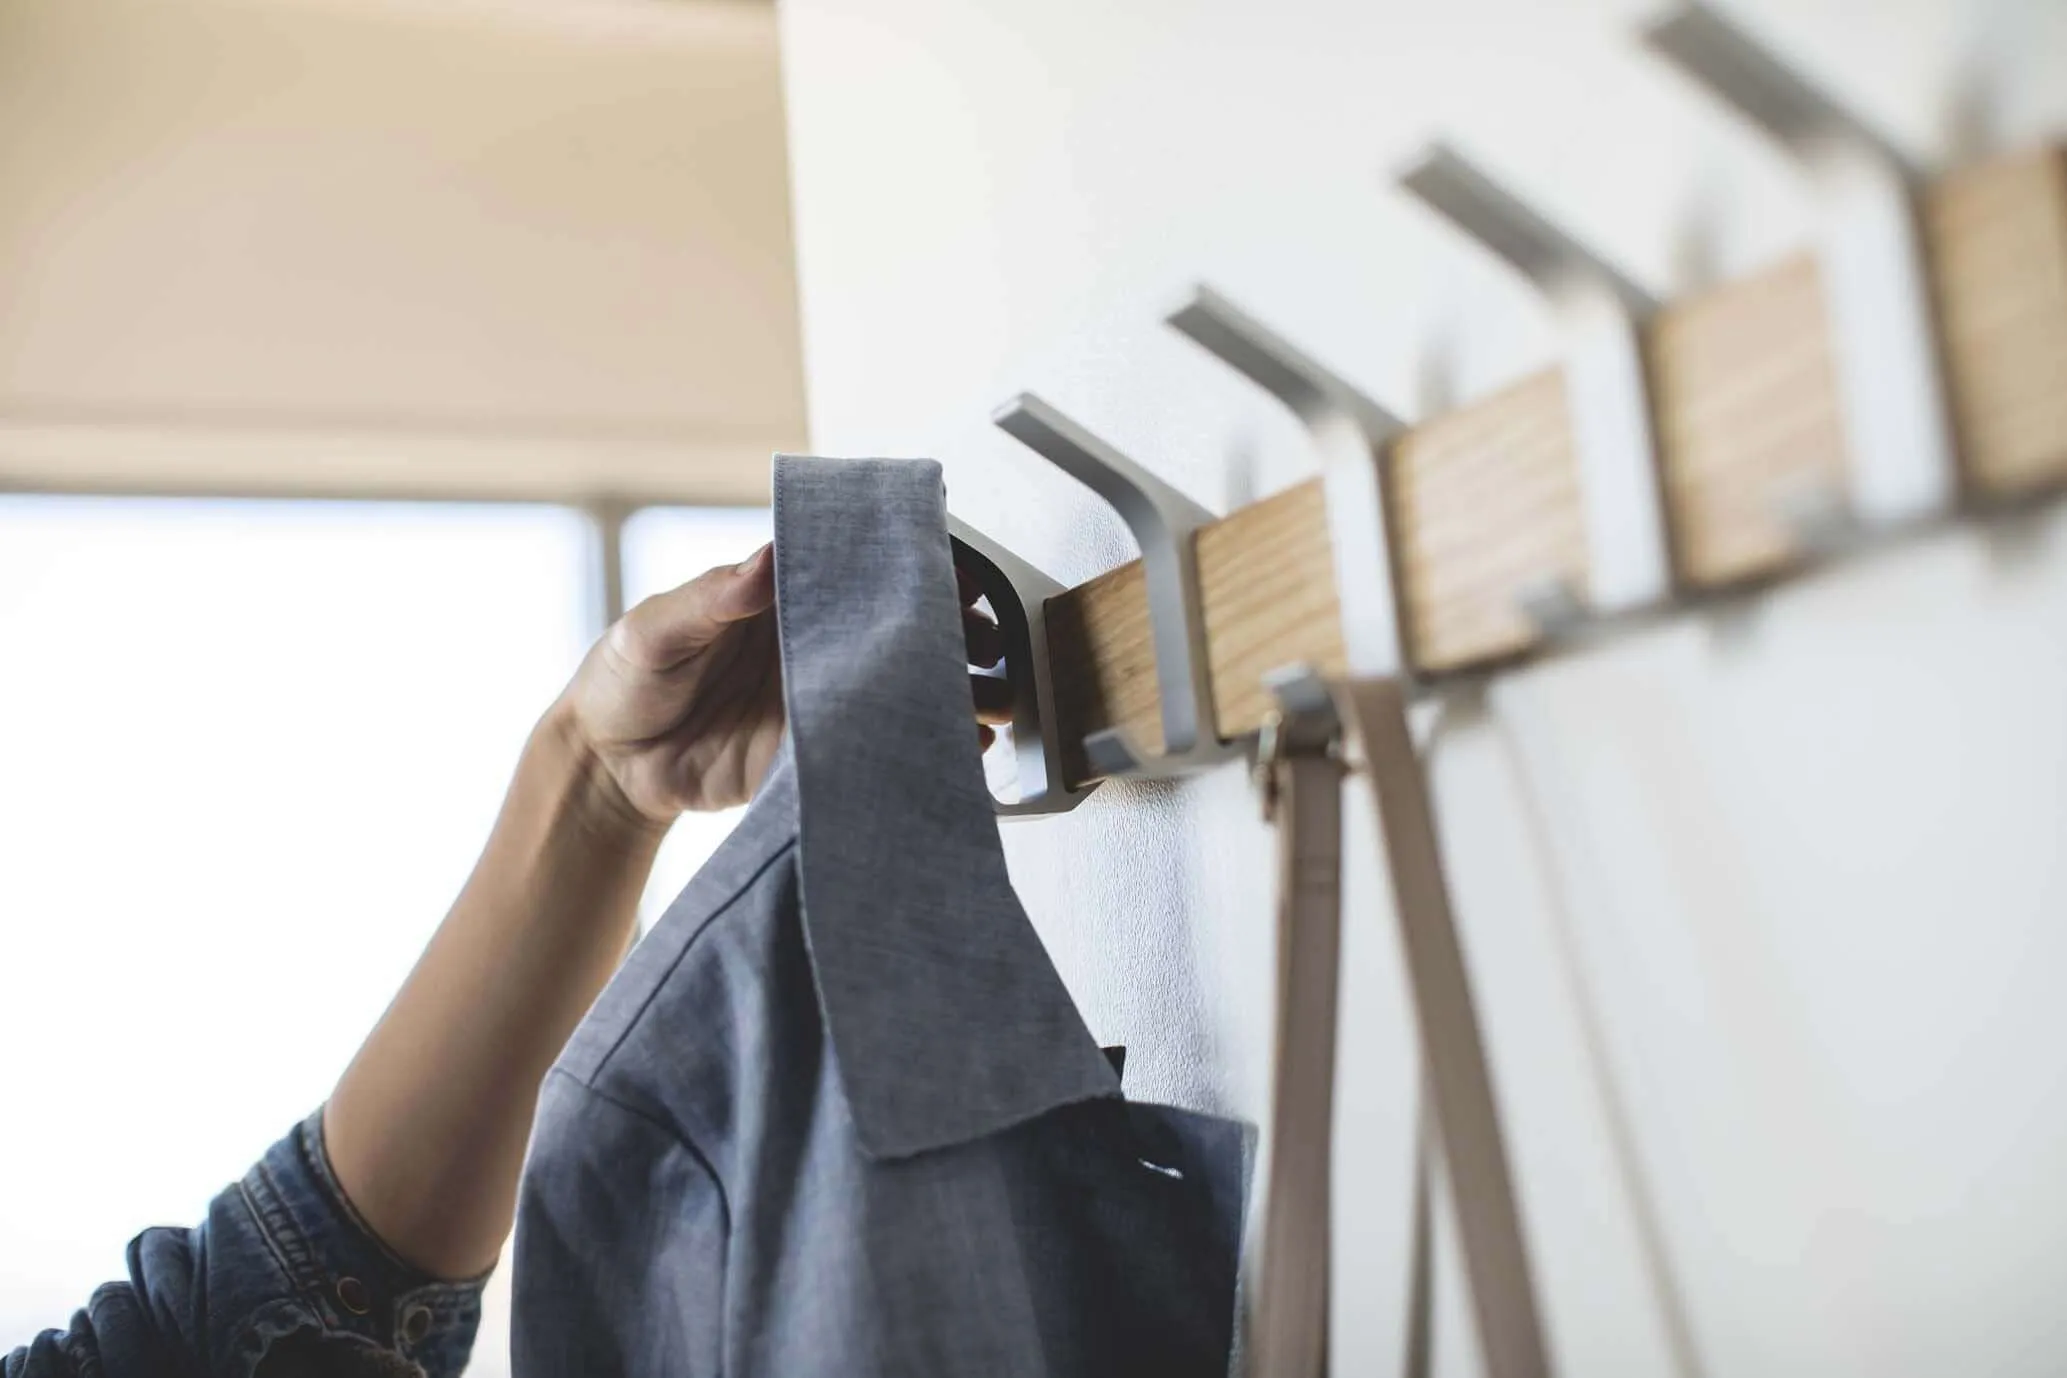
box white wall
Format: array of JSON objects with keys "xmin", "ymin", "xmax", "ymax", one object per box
[
  {"xmin": 0, "ymin": 0, "xmax": 804, "ymax": 501},
  {"xmin": 776, "ymin": 2, "xmax": 2067, "ymax": 1374}
]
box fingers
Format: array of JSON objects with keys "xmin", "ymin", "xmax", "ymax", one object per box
[
  {"xmin": 961, "ymin": 566, "xmax": 1007, "ymax": 754},
  {"xmin": 717, "ymin": 543, "xmax": 777, "ymax": 617},
  {"xmin": 957, "ymin": 567, "xmax": 1003, "ymax": 668},
  {"xmin": 964, "ymin": 607, "xmax": 1004, "ymax": 668},
  {"xmin": 609, "ymin": 545, "xmax": 775, "ymax": 672},
  {"xmin": 970, "ymin": 673, "xmax": 1013, "ymax": 724},
  {"xmin": 958, "ymin": 566, "xmax": 1007, "ymax": 754},
  {"xmin": 614, "ymin": 548, "xmax": 1008, "ymax": 731}
]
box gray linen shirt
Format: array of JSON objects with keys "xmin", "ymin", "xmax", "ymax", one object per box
[{"xmin": 513, "ymin": 456, "xmax": 1247, "ymax": 1377}]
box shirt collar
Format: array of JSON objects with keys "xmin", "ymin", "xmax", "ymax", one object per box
[{"xmin": 771, "ymin": 455, "xmax": 1120, "ymax": 1161}]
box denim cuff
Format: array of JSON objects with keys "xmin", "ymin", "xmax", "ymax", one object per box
[{"xmin": 225, "ymin": 1110, "xmax": 488, "ymax": 1378}]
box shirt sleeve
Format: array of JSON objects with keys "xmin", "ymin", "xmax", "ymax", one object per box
[
  {"xmin": 511, "ymin": 1071, "xmax": 727, "ymax": 1378},
  {"xmin": 3, "ymin": 1110, "xmax": 488, "ymax": 1378}
]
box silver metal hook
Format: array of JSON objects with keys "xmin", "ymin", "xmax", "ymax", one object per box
[
  {"xmin": 947, "ymin": 516, "xmax": 1100, "ymax": 816},
  {"xmin": 1398, "ymin": 143, "xmax": 1675, "ymax": 631},
  {"xmin": 1642, "ymin": 1, "xmax": 1960, "ymax": 540},
  {"xmin": 1166, "ymin": 285, "xmax": 1413, "ymax": 681},
  {"xmin": 992, "ymin": 393, "xmax": 1239, "ymax": 780}
]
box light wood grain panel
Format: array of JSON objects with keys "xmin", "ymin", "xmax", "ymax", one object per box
[
  {"xmin": 1389, "ymin": 369, "xmax": 1587, "ymax": 672},
  {"xmin": 1047, "ymin": 479, "xmax": 1341, "ymax": 786},
  {"xmin": 1926, "ymin": 145, "xmax": 2067, "ymax": 497},
  {"xmin": 1198, "ymin": 476, "xmax": 1346, "ymax": 739},
  {"xmin": 1046, "ymin": 555, "xmax": 1152, "ymax": 786},
  {"xmin": 1647, "ymin": 253, "xmax": 1849, "ymax": 587}
]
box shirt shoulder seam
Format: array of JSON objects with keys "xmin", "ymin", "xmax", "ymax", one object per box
[
  {"xmin": 542, "ymin": 1067, "xmax": 732, "ymax": 1238},
  {"xmin": 578, "ymin": 833, "xmax": 798, "ymax": 1084}
]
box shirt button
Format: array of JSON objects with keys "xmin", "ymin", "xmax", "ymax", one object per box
[
  {"xmin": 402, "ymin": 1305, "xmax": 434, "ymax": 1344},
  {"xmin": 335, "ymin": 1276, "xmax": 372, "ymax": 1316}
]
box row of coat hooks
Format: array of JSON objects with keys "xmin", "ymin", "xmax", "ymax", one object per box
[{"xmin": 950, "ymin": 0, "xmax": 2067, "ymax": 816}]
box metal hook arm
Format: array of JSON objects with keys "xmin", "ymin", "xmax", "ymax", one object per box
[
  {"xmin": 1167, "ymin": 286, "xmax": 1411, "ymax": 680},
  {"xmin": 947, "ymin": 516, "xmax": 1098, "ymax": 816},
  {"xmin": 1398, "ymin": 144, "xmax": 1655, "ymax": 313},
  {"xmin": 992, "ymin": 393, "xmax": 1235, "ymax": 779},
  {"xmin": 1397, "ymin": 145, "xmax": 1673, "ymax": 619},
  {"xmin": 1642, "ymin": 4, "xmax": 1915, "ymax": 176}
]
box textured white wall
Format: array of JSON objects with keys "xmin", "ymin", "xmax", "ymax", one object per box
[{"xmin": 777, "ymin": 2, "xmax": 2067, "ymax": 1373}]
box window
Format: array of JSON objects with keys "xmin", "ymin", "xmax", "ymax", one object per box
[{"xmin": 0, "ymin": 495, "xmax": 766, "ymax": 1372}]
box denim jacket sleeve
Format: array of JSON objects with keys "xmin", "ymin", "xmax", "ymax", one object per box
[{"xmin": 3, "ymin": 1110, "xmax": 486, "ymax": 1378}]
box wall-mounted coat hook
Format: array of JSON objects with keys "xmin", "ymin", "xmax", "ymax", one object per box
[
  {"xmin": 1398, "ymin": 143, "xmax": 1676, "ymax": 633},
  {"xmin": 1165, "ymin": 285, "xmax": 1413, "ymax": 680},
  {"xmin": 1642, "ymin": 1, "xmax": 1960, "ymax": 542},
  {"xmin": 947, "ymin": 516, "xmax": 1100, "ymax": 816},
  {"xmin": 992, "ymin": 393, "xmax": 1240, "ymax": 780}
]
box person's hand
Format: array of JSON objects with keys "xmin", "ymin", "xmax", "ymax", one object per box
[{"xmin": 553, "ymin": 544, "xmax": 1014, "ymax": 828}]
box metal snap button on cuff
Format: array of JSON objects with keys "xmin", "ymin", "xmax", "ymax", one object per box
[
  {"xmin": 335, "ymin": 1276, "xmax": 372, "ymax": 1316},
  {"xmin": 402, "ymin": 1305, "xmax": 434, "ymax": 1344}
]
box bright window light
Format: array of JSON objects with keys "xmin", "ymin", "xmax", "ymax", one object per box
[
  {"xmin": 0, "ymin": 496, "xmax": 771, "ymax": 1372},
  {"xmin": 0, "ymin": 496, "xmax": 593, "ymax": 1359}
]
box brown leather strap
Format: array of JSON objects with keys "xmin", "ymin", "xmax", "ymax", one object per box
[
  {"xmin": 1246, "ymin": 727, "xmax": 1344, "ymax": 1378},
  {"xmin": 1334, "ymin": 678, "xmax": 1553, "ymax": 1378}
]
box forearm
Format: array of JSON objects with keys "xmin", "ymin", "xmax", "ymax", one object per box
[{"xmin": 324, "ymin": 703, "xmax": 665, "ymax": 1279}]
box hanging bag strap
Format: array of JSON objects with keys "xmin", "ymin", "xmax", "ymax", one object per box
[
  {"xmin": 1244, "ymin": 687, "xmax": 1347, "ymax": 1378},
  {"xmin": 1335, "ymin": 678, "xmax": 1553, "ymax": 1378},
  {"xmin": 1244, "ymin": 675, "xmax": 1553, "ymax": 1378}
]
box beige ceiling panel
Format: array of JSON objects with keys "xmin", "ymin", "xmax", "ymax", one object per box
[{"xmin": 0, "ymin": 0, "xmax": 804, "ymax": 502}]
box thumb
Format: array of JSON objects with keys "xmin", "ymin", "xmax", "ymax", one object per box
[
  {"xmin": 710, "ymin": 542, "xmax": 776, "ymax": 620},
  {"xmin": 608, "ymin": 544, "xmax": 774, "ymax": 671}
]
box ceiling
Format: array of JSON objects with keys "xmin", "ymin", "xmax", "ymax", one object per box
[{"xmin": 0, "ymin": 0, "xmax": 805, "ymax": 503}]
